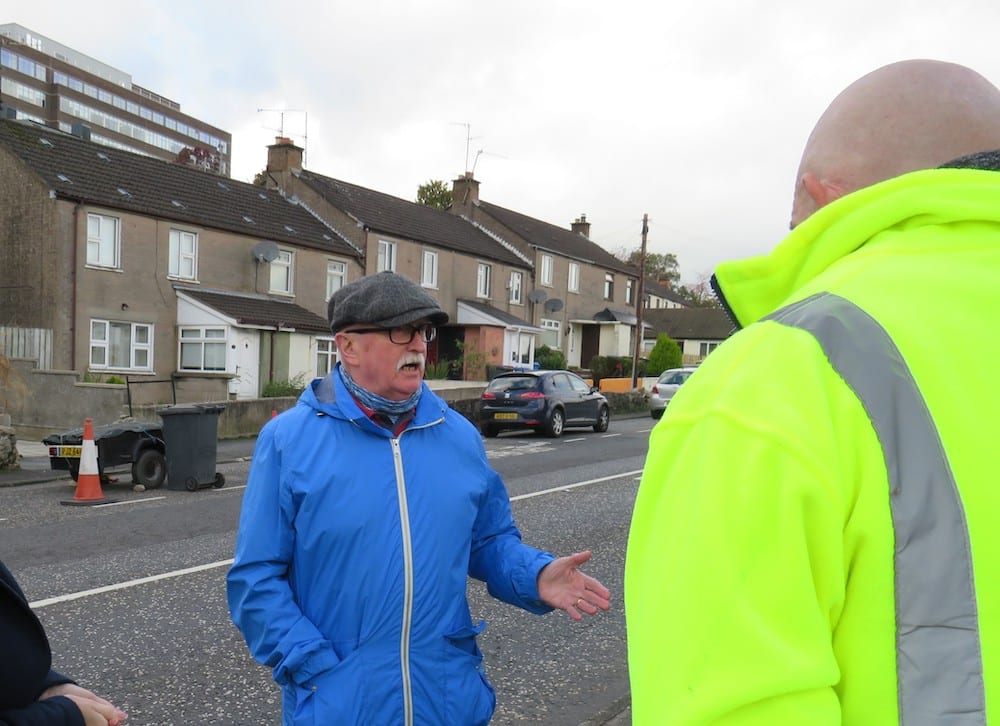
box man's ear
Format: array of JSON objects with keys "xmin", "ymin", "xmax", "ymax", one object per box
[
  {"xmin": 802, "ymin": 172, "xmax": 848, "ymax": 209},
  {"xmin": 334, "ymin": 333, "xmax": 359, "ymax": 365}
]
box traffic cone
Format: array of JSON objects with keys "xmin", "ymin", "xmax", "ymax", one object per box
[{"xmin": 61, "ymin": 418, "xmax": 116, "ymax": 506}]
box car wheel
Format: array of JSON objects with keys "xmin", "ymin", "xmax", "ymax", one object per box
[
  {"xmin": 593, "ymin": 405, "xmax": 610, "ymax": 433},
  {"xmin": 131, "ymin": 448, "xmax": 166, "ymax": 489},
  {"xmin": 545, "ymin": 408, "xmax": 565, "ymax": 438},
  {"xmin": 650, "ymin": 409, "xmax": 663, "ymax": 420},
  {"xmin": 482, "ymin": 425, "xmax": 499, "ymax": 438}
]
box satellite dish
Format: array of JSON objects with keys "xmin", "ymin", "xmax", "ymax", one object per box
[
  {"xmin": 252, "ymin": 241, "xmax": 280, "ymax": 263},
  {"xmin": 527, "ymin": 289, "xmax": 548, "ymax": 304},
  {"xmin": 544, "ymin": 298, "xmax": 564, "ymax": 312}
]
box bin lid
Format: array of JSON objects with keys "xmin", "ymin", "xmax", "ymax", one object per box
[{"xmin": 156, "ymin": 403, "xmax": 226, "ymax": 416}]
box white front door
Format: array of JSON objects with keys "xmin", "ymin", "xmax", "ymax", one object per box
[{"xmin": 234, "ymin": 332, "xmax": 260, "ymax": 399}]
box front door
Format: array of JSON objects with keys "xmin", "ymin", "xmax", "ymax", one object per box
[{"xmin": 234, "ymin": 332, "xmax": 260, "ymax": 399}]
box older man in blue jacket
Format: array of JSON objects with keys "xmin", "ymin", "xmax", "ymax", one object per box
[{"xmin": 228, "ymin": 272, "xmax": 610, "ymax": 725}]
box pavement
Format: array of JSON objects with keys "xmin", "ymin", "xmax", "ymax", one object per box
[{"xmin": 1, "ymin": 436, "xmax": 634, "ymax": 724}]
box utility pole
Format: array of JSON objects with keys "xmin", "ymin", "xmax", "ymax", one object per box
[{"xmin": 631, "ymin": 213, "xmax": 649, "ymax": 389}]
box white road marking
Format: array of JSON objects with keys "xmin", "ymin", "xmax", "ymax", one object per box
[
  {"xmin": 562, "ymin": 437, "xmax": 587, "ymax": 443},
  {"xmin": 95, "ymin": 497, "xmax": 165, "ymax": 507},
  {"xmin": 29, "ymin": 470, "xmax": 640, "ymax": 608},
  {"xmin": 30, "ymin": 559, "xmax": 234, "ymax": 609},
  {"xmin": 601, "ymin": 433, "xmax": 622, "ymax": 438},
  {"xmin": 510, "ymin": 470, "xmax": 642, "ymax": 501}
]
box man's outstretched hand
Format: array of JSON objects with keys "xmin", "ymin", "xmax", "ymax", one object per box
[{"xmin": 537, "ymin": 551, "xmax": 612, "ymax": 621}]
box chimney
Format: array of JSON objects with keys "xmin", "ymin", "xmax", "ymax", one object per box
[
  {"xmin": 571, "ymin": 213, "xmax": 590, "ymax": 238},
  {"xmin": 267, "ymin": 136, "xmax": 303, "ymax": 173},
  {"xmin": 451, "ymin": 172, "xmax": 480, "ymax": 214}
]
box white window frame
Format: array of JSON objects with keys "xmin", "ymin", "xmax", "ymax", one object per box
[
  {"xmin": 326, "ymin": 259, "xmax": 347, "ymax": 301},
  {"xmin": 421, "ymin": 250, "xmax": 438, "ymax": 288},
  {"xmin": 178, "ymin": 326, "xmax": 226, "ymax": 372},
  {"xmin": 86, "ymin": 213, "xmax": 120, "ymax": 269},
  {"xmin": 541, "ymin": 254, "xmax": 553, "ymax": 286},
  {"xmin": 269, "ymin": 248, "xmax": 294, "ymax": 295},
  {"xmin": 377, "ymin": 239, "xmax": 397, "ymax": 272},
  {"xmin": 477, "ymin": 262, "xmax": 492, "ymax": 298},
  {"xmin": 316, "ymin": 336, "xmax": 337, "ymax": 377},
  {"xmin": 540, "ymin": 318, "xmax": 561, "ymax": 349},
  {"xmin": 626, "ymin": 278, "xmax": 634, "ymax": 305},
  {"xmin": 604, "ymin": 272, "xmax": 614, "ymax": 301},
  {"xmin": 168, "ymin": 228, "xmax": 198, "ymax": 280},
  {"xmin": 509, "ymin": 271, "xmax": 523, "ymax": 305},
  {"xmin": 568, "ymin": 262, "xmax": 580, "ymax": 293},
  {"xmin": 89, "ymin": 319, "xmax": 152, "ymax": 371}
]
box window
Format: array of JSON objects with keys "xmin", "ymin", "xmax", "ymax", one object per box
[
  {"xmin": 377, "ymin": 240, "xmax": 396, "ymax": 272},
  {"xmin": 168, "ymin": 229, "xmax": 198, "ymax": 279},
  {"xmin": 626, "ymin": 279, "xmax": 634, "ymax": 305},
  {"xmin": 421, "ymin": 250, "xmax": 438, "ymax": 288},
  {"xmin": 568, "ymin": 262, "xmax": 580, "ymax": 293},
  {"xmin": 509, "ymin": 271, "xmax": 523, "ymax": 305},
  {"xmin": 179, "ymin": 327, "xmax": 226, "ymax": 371},
  {"xmin": 269, "ymin": 249, "xmax": 294, "ymax": 294},
  {"xmin": 326, "ymin": 260, "xmax": 347, "ymax": 300},
  {"xmin": 477, "ymin": 262, "xmax": 492, "ymax": 298},
  {"xmin": 604, "ymin": 272, "xmax": 614, "ymax": 301},
  {"xmin": 90, "ymin": 320, "xmax": 152, "ymax": 370},
  {"xmin": 541, "ymin": 254, "xmax": 553, "ymax": 286},
  {"xmin": 541, "ymin": 318, "xmax": 561, "ymax": 349},
  {"xmin": 316, "ymin": 337, "xmax": 337, "ymax": 377},
  {"xmin": 86, "ymin": 213, "xmax": 120, "ymax": 269},
  {"xmin": 699, "ymin": 342, "xmax": 720, "ymax": 358}
]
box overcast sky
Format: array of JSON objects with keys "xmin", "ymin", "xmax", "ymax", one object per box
[{"xmin": 10, "ymin": 1, "xmax": 1000, "ymax": 283}]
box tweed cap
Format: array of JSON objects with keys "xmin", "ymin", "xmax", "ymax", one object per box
[{"xmin": 328, "ymin": 272, "xmax": 449, "ymax": 333}]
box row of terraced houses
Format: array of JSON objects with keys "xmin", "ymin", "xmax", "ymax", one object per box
[{"xmin": 0, "ymin": 23, "xmax": 724, "ymax": 421}]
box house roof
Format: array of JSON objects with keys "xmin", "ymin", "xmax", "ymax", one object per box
[
  {"xmin": 0, "ymin": 119, "xmax": 360, "ymax": 258},
  {"xmin": 457, "ymin": 298, "xmax": 540, "ymax": 330},
  {"xmin": 177, "ymin": 287, "xmax": 331, "ymax": 334},
  {"xmin": 294, "ymin": 169, "xmax": 531, "ymax": 268},
  {"xmin": 642, "ymin": 307, "xmax": 735, "ymax": 341},
  {"xmin": 644, "ymin": 277, "xmax": 689, "ymax": 306},
  {"xmin": 476, "ymin": 201, "xmax": 637, "ymax": 276}
]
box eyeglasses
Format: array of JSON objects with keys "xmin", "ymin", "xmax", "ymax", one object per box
[{"xmin": 342, "ymin": 323, "xmax": 437, "ymax": 345}]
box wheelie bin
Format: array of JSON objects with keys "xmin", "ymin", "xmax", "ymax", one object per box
[{"xmin": 156, "ymin": 403, "xmax": 226, "ymax": 491}]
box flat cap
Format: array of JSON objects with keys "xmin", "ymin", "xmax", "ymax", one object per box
[{"xmin": 328, "ymin": 272, "xmax": 449, "ymax": 333}]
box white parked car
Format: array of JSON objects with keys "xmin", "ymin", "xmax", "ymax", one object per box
[{"xmin": 649, "ymin": 367, "xmax": 698, "ymax": 419}]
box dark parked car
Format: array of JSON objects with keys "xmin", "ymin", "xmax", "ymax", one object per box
[{"xmin": 479, "ymin": 370, "xmax": 611, "ymax": 438}]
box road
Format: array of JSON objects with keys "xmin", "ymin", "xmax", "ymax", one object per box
[{"xmin": 0, "ymin": 415, "xmax": 655, "ymax": 725}]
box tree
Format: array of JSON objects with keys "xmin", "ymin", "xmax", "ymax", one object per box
[
  {"xmin": 416, "ymin": 179, "xmax": 452, "ymax": 210},
  {"xmin": 614, "ymin": 247, "xmax": 680, "ymax": 286},
  {"xmin": 646, "ymin": 334, "xmax": 682, "ymax": 376},
  {"xmin": 675, "ymin": 273, "xmax": 721, "ymax": 308},
  {"xmin": 252, "ymin": 169, "xmax": 269, "ymax": 187}
]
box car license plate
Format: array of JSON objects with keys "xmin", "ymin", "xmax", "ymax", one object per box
[
  {"xmin": 493, "ymin": 413, "xmax": 518, "ymax": 420},
  {"xmin": 52, "ymin": 445, "xmax": 82, "ymax": 458}
]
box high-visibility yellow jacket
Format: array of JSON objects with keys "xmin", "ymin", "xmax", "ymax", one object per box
[{"xmin": 626, "ymin": 165, "xmax": 1000, "ymax": 724}]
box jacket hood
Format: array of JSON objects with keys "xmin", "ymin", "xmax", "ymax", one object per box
[{"xmin": 714, "ymin": 166, "xmax": 1000, "ymax": 328}]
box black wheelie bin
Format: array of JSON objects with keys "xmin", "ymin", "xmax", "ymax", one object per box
[{"xmin": 156, "ymin": 403, "xmax": 226, "ymax": 491}]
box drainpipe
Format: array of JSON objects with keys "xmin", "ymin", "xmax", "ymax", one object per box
[{"xmin": 71, "ymin": 201, "xmax": 80, "ymax": 371}]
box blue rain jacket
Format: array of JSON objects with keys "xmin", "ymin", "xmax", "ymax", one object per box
[{"xmin": 227, "ymin": 368, "xmax": 554, "ymax": 725}]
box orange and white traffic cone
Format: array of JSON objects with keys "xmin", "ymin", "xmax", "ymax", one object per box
[
  {"xmin": 61, "ymin": 418, "xmax": 115, "ymax": 506},
  {"xmin": 271, "ymin": 409, "xmax": 278, "ymax": 419}
]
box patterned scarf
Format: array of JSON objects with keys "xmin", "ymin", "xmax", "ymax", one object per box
[{"xmin": 337, "ymin": 363, "xmax": 421, "ymax": 419}]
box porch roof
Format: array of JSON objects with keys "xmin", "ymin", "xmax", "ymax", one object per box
[{"xmin": 176, "ymin": 287, "xmax": 331, "ymax": 334}]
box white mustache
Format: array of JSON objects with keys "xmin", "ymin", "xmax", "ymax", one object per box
[{"xmin": 397, "ymin": 352, "xmax": 426, "ymax": 371}]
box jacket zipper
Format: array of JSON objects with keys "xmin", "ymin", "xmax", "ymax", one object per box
[{"xmin": 390, "ymin": 436, "xmax": 414, "ymax": 726}]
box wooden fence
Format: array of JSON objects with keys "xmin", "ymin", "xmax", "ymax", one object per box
[{"xmin": 0, "ymin": 326, "xmax": 52, "ymax": 369}]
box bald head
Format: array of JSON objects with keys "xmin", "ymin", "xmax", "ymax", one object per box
[{"xmin": 790, "ymin": 59, "xmax": 1000, "ymax": 227}]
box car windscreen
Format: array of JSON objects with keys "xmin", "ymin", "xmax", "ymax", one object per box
[{"xmin": 486, "ymin": 375, "xmax": 538, "ymax": 393}]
